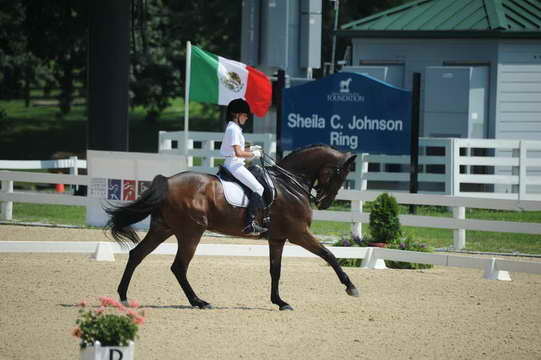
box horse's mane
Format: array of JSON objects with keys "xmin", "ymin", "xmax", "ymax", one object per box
[{"xmin": 280, "ymin": 143, "xmax": 338, "ymax": 162}]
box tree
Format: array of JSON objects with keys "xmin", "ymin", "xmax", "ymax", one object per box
[
  {"xmin": 23, "ymin": 0, "xmax": 88, "ymax": 115},
  {"xmin": 0, "ymin": 2, "xmax": 38, "ymax": 102}
]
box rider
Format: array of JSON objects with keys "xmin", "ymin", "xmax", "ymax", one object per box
[{"xmin": 220, "ymin": 98, "xmax": 268, "ymax": 235}]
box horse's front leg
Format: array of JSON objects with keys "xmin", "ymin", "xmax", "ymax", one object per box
[
  {"xmin": 290, "ymin": 230, "xmax": 359, "ymax": 297},
  {"xmin": 269, "ymin": 238, "xmax": 293, "ymax": 311}
]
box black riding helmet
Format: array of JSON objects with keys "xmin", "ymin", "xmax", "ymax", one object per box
[{"xmin": 227, "ymin": 98, "xmax": 251, "ymax": 122}]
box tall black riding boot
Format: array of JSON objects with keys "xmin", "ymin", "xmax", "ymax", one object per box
[{"xmin": 243, "ymin": 192, "xmax": 268, "ymax": 235}]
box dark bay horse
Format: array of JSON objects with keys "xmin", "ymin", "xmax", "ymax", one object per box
[{"xmin": 106, "ymin": 144, "xmax": 359, "ymax": 310}]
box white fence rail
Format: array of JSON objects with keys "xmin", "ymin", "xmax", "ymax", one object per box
[
  {"xmin": 1, "ymin": 171, "xmax": 540, "ymax": 251},
  {"xmin": 0, "ymin": 156, "xmax": 86, "ymax": 174},
  {"xmin": 157, "ymin": 132, "xmax": 541, "ymax": 201}
]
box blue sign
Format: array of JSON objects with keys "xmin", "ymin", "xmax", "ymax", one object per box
[{"xmin": 282, "ymin": 72, "xmax": 412, "ymax": 155}]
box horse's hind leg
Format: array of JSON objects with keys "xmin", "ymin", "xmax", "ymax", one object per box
[
  {"xmin": 117, "ymin": 220, "xmax": 172, "ymax": 304},
  {"xmin": 290, "ymin": 230, "xmax": 359, "ymax": 297},
  {"xmin": 170, "ymin": 228, "xmax": 210, "ymax": 309}
]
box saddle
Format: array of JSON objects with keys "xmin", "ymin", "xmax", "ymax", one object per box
[{"xmin": 216, "ymin": 165, "xmax": 275, "ymax": 209}]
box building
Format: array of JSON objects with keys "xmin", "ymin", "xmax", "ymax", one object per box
[{"xmin": 337, "ymin": 0, "xmax": 541, "ymax": 141}]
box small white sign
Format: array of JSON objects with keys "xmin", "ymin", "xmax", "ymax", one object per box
[{"xmin": 86, "ymin": 150, "xmax": 187, "ymax": 228}]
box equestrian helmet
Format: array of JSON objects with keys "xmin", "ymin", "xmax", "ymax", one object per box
[{"xmin": 227, "ymin": 98, "xmax": 251, "ymax": 116}]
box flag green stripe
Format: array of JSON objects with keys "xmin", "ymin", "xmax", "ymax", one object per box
[{"xmin": 189, "ymin": 46, "xmax": 219, "ymax": 104}]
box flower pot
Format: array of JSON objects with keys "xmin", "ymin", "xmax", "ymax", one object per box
[
  {"xmin": 368, "ymin": 242, "xmax": 387, "ymax": 248},
  {"xmin": 80, "ymin": 341, "xmax": 134, "ymax": 360}
]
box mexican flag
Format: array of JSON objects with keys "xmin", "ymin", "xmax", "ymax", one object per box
[{"xmin": 188, "ymin": 45, "xmax": 272, "ymax": 117}]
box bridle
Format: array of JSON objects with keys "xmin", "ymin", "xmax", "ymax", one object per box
[{"xmin": 259, "ymin": 151, "xmax": 343, "ymax": 207}]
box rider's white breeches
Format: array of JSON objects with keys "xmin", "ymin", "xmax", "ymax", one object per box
[{"xmin": 224, "ymin": 158, "xmax": 264, "ymax": 196}]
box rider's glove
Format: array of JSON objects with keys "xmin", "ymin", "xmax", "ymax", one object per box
[
  {"xmin": 251, "ymin": 150, "xmax": 262, "ymax": 159},
  {"xmin": 250, "ymin": 145, "xmax": 263, "ymax": 152}
]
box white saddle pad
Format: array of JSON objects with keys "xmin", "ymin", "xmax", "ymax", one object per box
[{"xmin": 216, "ymin": 176, "xmax": 249, "ymax": 208}]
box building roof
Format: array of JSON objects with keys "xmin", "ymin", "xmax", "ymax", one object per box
[{"xmin": 338, "ymin": 0, "xmax": 541, "ymax": 38}]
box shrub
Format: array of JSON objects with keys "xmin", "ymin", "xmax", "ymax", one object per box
[
  {"xmin": 333, "ymin": 235, "xmax": 364, "ymax": 267},
  {"xmin": 385, "ymin": 234, "xmax": 434, "ymax": 269},
  {"xmin": 369, "ymin": 193, "xmax": 401, "ymax": 244},
  {"xmin": 332, "ymin": 232, "xmax": 433, "ymax": 270}
]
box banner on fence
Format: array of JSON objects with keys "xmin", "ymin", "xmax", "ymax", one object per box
[
  {"xmin": 86, "ymin": 150, "xmax": 187, "ymax": 228},
  {"xmin": 282, "ymin": 72, "xmax": 412, "ymax": 155}
]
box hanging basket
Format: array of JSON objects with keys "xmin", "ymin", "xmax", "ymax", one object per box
[{"xmin": 80, "ymin": 341, "xmax": 134, "ymax": 360}]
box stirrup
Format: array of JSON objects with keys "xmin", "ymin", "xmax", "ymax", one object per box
[{"xmin": 243, "ymin": 221, "xmax": 268, "ymax": 235}]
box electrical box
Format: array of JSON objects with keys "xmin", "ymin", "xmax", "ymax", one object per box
[
  {"xmin": 299, "ymin": 0, "xmax": 322, "ymax": 69},
  {"xmin": 423, "ymin": 66, "xmax": 489, "ymax": 138},
  {"xmin": 241, "ymin": 0, "xmax": 261, "ymax": 66},
  {"xmin": 260, "ymin": 0, "xmax": 289, "ymax": 68},
  {"xmin": 341, "ymin": 65, "xmax": 405, "ymax": 88}
]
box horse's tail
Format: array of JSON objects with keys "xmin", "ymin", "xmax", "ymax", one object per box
[{"xmin": 105, "ymin": 175, "xmax": 169, "ymax": 246}]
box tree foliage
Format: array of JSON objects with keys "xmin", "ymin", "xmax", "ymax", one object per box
[{"xmin": 0, "ymin": 0, "xmax": 408, "ymax": 117}]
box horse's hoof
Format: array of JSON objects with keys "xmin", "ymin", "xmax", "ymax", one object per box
[
  {"xmin": 279, "ymin": 304, "xmax": 294, "ymax": 311},
  {"xmin": 120, "ymin": 299, "xmax": 129, "ymax": 307},
  {"xmin": 197, "ymin": 303, "xmax": 213, "ymax": 309},
  {"xmin": 346, "ymin": 286, "xmax": 360, "ymax": 297}
]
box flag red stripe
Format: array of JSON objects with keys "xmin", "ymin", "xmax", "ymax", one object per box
[{"xmin": 245, "ymin": 66, "xmax": 272, "ymax": 117}]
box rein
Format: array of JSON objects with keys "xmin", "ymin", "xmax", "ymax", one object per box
[{"xmin": 259, "ymin": 152, "xmax": 319, "ymax": 204}]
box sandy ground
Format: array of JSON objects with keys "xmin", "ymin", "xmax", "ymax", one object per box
[{"xmin": 1, "ymin": 225, "xmax": 541, "ymax": 360}]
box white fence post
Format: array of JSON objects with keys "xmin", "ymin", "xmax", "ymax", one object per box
[
  {"xmin": 351, "ymin": 153, "xmax": 368, "ymax": 239},
  {"xmin": 453, "ymin": 206, "xmax": 466, "ymax": 250},
  {"xmin": 450, "ymin": 138, "xmax": 466, "ymax": 249},
  {"xmin": 69, "ymin": 156, "xmax": 78, "ymax": 192},
  {"xmin": 181, "ymin": 137, "xmax": 194, "ymax": 167},
  {"xmin": 202, "ymin": 140, "xmax": 215, "ymax": 168},
  {"xmin": 519, "ymin": 140, "xmax": 527, "ymax": 202},
  {"xmin": 158, "ymin": 130, "xmax": 172, "ymax": 152},
  {"xmin": 1, "ymin": 180, "xmax": 14, "ymax": 221}
]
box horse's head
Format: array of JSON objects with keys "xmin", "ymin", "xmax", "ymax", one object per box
[
  {"xmin": 278, "ymin": 145, "xmax": 357, "ymax": 209},
  {"xmin": 314, "ymin": 152, "xmax": 357, "ymax": 209}
]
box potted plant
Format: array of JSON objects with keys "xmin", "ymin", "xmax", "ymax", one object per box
[
  {"xmin": 368, "ymin": 193, "xmax": 402, "ymax": 247},
  {"xmin": 73, "ymin": 297, "xmax": 145, "ymax": 360}
]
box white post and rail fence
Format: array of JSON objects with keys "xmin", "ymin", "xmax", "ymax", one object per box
[{"xmin": 1, "ymin": 136, "xmax": 540, "ymax": 280}]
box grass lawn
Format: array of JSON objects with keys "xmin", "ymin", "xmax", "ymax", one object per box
[{"xmin": 10, "ymin": 201, "xmax": 541, "ymax": 255}]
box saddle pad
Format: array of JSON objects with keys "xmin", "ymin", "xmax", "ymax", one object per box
[{"xmin": 215, "ymin": 175, "xmax": 249, "ymax": 208}]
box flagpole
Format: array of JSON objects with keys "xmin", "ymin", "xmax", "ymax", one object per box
[{"xmin": 184, "ymin": 41, "xmax": 192, "ymax": 160}]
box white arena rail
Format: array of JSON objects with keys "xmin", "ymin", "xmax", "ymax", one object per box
[{"xmin": 0, "ymin": 241, "xmax": 539, "ymax": 281}]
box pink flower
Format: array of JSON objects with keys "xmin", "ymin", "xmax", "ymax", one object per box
[
  {"xmin": 128, "ymin": 300, "xmax": 140, "ymax": 308},
  {"xmin": 99, "ymin": 296, "xmax": 113, "ymax": 307},
  {"xmin": 126, "ymin": 309, "xmax": 145, "ymax": 325},
  {"xmin": 78, "ymin": 301, "xmax": 87, "ymax": 308},
  {"xmin": 99, "ymin": 296, "xmax": 123, "ymax": 309},
  {"xmin": 71, "ymin": 327, "xmax": 82, "ymax": 338},
  {"xmin": 95, "ymin": 307, "xmax": 106, "ymax": 315},
  {"xmin": 132, "ymin": 315, "xmax": 145, "ymax": 325}
]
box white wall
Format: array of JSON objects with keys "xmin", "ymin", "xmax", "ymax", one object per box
[{"xmin": 350, "ymin": 38, "xmax": 501, "ymax": 138}]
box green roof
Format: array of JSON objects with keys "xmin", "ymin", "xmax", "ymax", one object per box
[{"xmin": 339, "ymin": 0, "xmax": 541, "ymax": 38}]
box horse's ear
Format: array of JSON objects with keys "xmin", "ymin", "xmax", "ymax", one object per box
[{"xmin": 343, "ymin": 154, "xmax": 357, "ymax": 171}]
